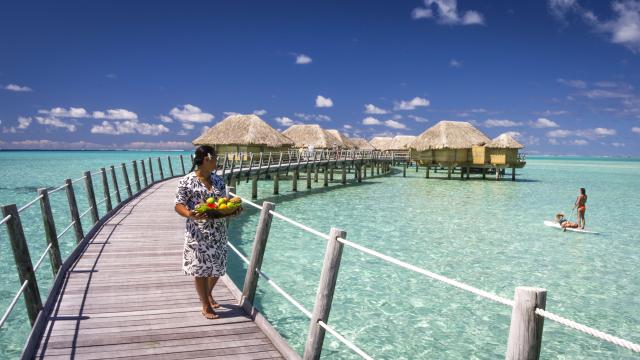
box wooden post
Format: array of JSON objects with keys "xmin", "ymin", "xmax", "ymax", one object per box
[
  {"xmin": 416, "ymin": 163, "xmax": 419, "ymax": 172},
  {"xmin": 229, "ymin": 154, "xmax": 237, "ymax": 184},
  {"xmin": 447, "ymin": 166, "xmax": 452, "ymax": 180},
  {"xmin": 1, "ymin": 205, "xmax": 43, "ymax": 325},
  {"xmin": 256, "ymin": 152, "xmax": 264, "ymax": 179},
  {"xmin": 403, "ymin": 161, "xmax": 407, "ymax": 177},
  {"xmin": 460, "ymin": 167, "xmax": 464, "ymax": 179},
  {"xmin": 37, "ymin": 189, "xmax": 63, "ymax": 276},
  {"xmin": 306, "ymin": 163, "xmax": 312, "ymax": 189},
  {"xmin": 157, "ymin": 158, "xmax": 164, "ymax": 180},
  {"xmin": 363, "ymin": 162, "xmax": 367, "ymax": 178},
  {"xmin": 241, "ymin": 201, "xmax": 275, "ymax": 306},
  {"xmin": 512, "ymin": 167, "xmax": 516, "ymax": 181},
  {"xmin": 140, "ymin": 160, "xmax": 149, "ymax": 188},
  {"xmin": 506, "ymin": 287, "xmax": 547, "ymax": 360},
  {"xmin": 245, "ymin": 153, "xmax": 255, "ymax": 183},
  {"xmin": 110, "ymin": 166, "xmax": 122, "ymax": 204},
  {"xmin": 180, "ymin": 154, "xmax": 186, "ymax": 175},
  {"xmin": 100, "ymin": 168, "xmax": 113, "ymax": 212},
  {"xmin": 303, "ymin": 228, "xmax": 346, "ymax": 360},
  {"xmin": 466, "ymin": 166, "xmax": 470, "ymax": 180},
  {"xmin": 167, "ymin": 156, "xmax": 174, "ymax": 177},
  {"xmin": 341, "ymin": 161, "xmax": 347, "ymax": 185},
  {"xmin": 323, "ymin": 165, "xmax": 328, "ymax": 187},
  {"xmin": 132, "ymin": 160, "xmax": 141, "ymax": 192},
  {"xmin": 121, "ymin": 163, "xmax": 133, "ymax": 198},
  {"xmin": 496, "ymin": 167, "xmax": 501, "ymax": 181},
  {"xmin": 329, "ymin": 164, "xmax": 334, "ymax": 181},
  {"xmin": 83, "ymin": 171, "xmax": 99, "ymax": 224},
  {"xmin": 426, "ymin": 166, "xmax": 430, "ymax": 178},
  {"xmin": 482, "ymin": 167, "xmax": 486, "ymax": 180},
  {"xmin": 237, "ymin": 154, "xmax": 245, "ymax": 184},
  {"xmin": 370, "ymin": 160, "xmax": 374, "ymax": 176},
  {"xmin": 292, "ymin": 167, "xmax": 298, "ymax": 192},
  {"xmin": 65, "ymin": 179, "xmax": 84, "ymax": 243},
  {"xmin": 251, "ymin": 176, "xmax": 258, "ymax": 200},
  {"xmin": 273, "ymin": 172, "xmax": 280, "ymax": 195},
  {"xmin": 148, "ymin": 157, "xmax": 154, "ymax": 183},
  {"xmin": 314, "ymin": 163, "xmax": 319, "ymax": 183},
  {"xmin": 221, "ymin": 153, "xmax": 229, "ymax": 179},
  {"xmin": 356, "ymin": 164, "xmax": 362, "ymax": 183}
]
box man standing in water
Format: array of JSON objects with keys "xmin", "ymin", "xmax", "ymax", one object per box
[{"xmin": 575, "ymin": 188, "xmax": 587, "ymax": 229}]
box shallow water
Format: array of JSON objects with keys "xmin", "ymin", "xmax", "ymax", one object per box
[{"xmin": 1, "ymin": 152, "xmax": 639, "ymax": 359}]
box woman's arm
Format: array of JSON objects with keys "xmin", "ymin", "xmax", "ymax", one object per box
[{"xmin": 175, "ymin": 203, "xmax": 207, "ymax": 220}]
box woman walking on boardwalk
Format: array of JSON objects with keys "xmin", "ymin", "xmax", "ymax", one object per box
[
  {"xmin": 174, "ymin": 145, "xmax": 229, "ymax": 319},
  {"xmin": 575, "ymin": 187, "xmax": 587, "ymax": 229}
]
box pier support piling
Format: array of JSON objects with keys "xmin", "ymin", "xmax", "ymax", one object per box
[{"xmin": 506, "ymin": 287, "xmax": 547, "ymax": 360}]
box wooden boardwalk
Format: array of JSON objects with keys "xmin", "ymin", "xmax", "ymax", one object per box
[{"xmin": 34, "ymin": 178, "xmax": 293, "ymax": 360}]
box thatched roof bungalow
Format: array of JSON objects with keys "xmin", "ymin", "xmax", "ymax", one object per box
[
  {"xmin": 409, "ymin": 121, "xmax": 490, "ymax": 165},
  {"xmin": 282, "ymin": 124, "xmax": 342, "ymax": 149},
  {"xmin": 193, "ymin": 114, "xmax": 294, "ymax": 155},
  {"xmin": 350, "ymin": 138, "xmax": 375, "ymax": 150},
  {"xmin": 369, "ymin": 137, "xmax": 394, "ymax": 151},
  {"xmin": 388, "ymin": 135, "xmax": 417, "ymax": 151},
  {"xmin": 483, "ymin": 133, "xmax": 524, "ymax": 166},
  {"xmin": 326, "ymin": 129, "xmax": 355, "ymax": 149}
]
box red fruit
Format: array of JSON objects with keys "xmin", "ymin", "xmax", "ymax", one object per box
[{"xmin": 207, "ymin": 203, "xmax": 215, "ymax": 208}]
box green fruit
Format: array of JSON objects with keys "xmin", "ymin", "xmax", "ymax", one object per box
[{"xmin": 206, "ymin": 197, "xmax": 214, "ymax": 204}]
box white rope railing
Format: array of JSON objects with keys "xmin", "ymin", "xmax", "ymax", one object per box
[
  {"xmin": 57, "ymin": 221, "xmax": 76, "ymax": 240},
  {"xmin": 48, "ymin": 183, "xmax": 68, "ymax": 194},
  {"xmin": 535, "ymin": 309, "xmax": 640, "ymax": 353},
  {"xmin": 79, "ymin": 207, "xmax": 93, "ymax": 219},
  {"xmin": 0, "ymin": 280, "xmax": 29, "ymax": 329},
  {"xmin": 255, "ymin": 268, "xmax": 313, "ymax": 319},
  {"xmin": 90, "ymin": 170, "xmax": 103, "ymax": 177},
  {"xmin": 0, "ymin": 215, "xmax": 11, "ymax": 226},
  {"xmin": 269, "ymin": 210, "xmax": 331, "ymax": 241},
  {"xmin": 71, "ymin": 176, "xmax": 86, "ymax": 184},
  {"xmin": 96, "ymin": 196, "xmax": 109, "ymax": 206},
  {"xmin": 17, "ymin": 195, "xmax": 44, "ymax": 213},
  {"xmin": 318, "ymin": 321, "xmax": 373, "ymax": 360},
  {"xmin": 226, "ymin": 241, "xmax": 250, "ymax": 265},
  {"xmin": 33, "ymin": 243, "xmax": 53, "ymax": 273}
]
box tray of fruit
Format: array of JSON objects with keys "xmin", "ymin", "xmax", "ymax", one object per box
[{"xmin": 194, "ymin": 196, "xmax": 242, "ymax": 218}]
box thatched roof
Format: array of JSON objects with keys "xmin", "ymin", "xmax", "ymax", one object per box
[
  {"xmin": 486, "ymin": 133, "xmax": 524, "ymax": 149},
  {"xmin": 369, "ymin": 137, "xmax": 394, "ymax": 151},
  {"xmin": 326, "ymin": 129, "xmax": 355, "ymax": 148},
  {"xmin": 282, "ymin": 124, "xmax": 342, "ymax": 148},
  {"xmin": 193, "ymin": 114, "xmax": 294, "ymax": 147},
  {"xmin": 389, "ymin": 135, "xmax": 417, "ymax": 150},
  {"xmin": 409, "ymin": 121, "xmax": 491, "ymax": 150},
  {"xmin": 350, "ymin": 137, "xmax": 375, "ymax": 150}
]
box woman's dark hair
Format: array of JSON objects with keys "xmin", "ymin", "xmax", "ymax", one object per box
[
  {"xmin": 580, "ymin": 187, "xmax": 586, "ymax": 195},
  {"xmin": 189, "ymin": 145, "xmax": 216, "ymax": 172}
]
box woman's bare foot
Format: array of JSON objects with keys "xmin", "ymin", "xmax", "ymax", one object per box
[
  {"xmin": 208, "ymin": 296, "xmax": 221, "ymax": 309},
  {"xmin": 201, "ymin": 305, "xmax": 219, "ymax": 320}
]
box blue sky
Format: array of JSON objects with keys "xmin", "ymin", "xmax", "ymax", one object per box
[{"xmin": 1, "ymin": 0, "xmax": 639, "ymax": 155}]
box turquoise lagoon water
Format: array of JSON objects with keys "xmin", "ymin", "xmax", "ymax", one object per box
[{"xmin": 0, "ymin": 151, "xmax": 639, "ymax": 359}]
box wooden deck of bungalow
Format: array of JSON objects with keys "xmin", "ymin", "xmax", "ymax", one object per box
[{"xmin": 34, "ymin": 179, "xmax": 292, "ymax": 360}]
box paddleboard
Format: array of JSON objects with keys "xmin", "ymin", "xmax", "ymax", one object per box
[{"xmin": 544, "ymin": 221, "xmax": 599, "ymax": 234}]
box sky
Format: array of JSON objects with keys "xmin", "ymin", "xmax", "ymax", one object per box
[{"xmin": 1, "ymin": 0, "xmax": 640, "ymax": 155}]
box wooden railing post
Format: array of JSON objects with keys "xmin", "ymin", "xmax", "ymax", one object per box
[
  {"xmin": 141, "ymin": 159, "xmax": 149, "ymax": 188},
  {"xmin": 167, "ymin": 156, "xmax": 174, "ymax": 177},
  {"xmin": 110, "ymin": 166, "xmax": 122, "ymax": 204},
  {"xmin": 121, "ymin": 163, "xmax": 133, "ymax": 198},
  {"xmin": 303, "ymin": 227, "xmax": 346, "ymax": 360},
  {"xmin": 180, "ymin": 154, "xmax": 186, "ymax": 175},
  {"xmin": 251, "ymin": 176, "xmax": 258, "ymax": 200},
  {"xmin": 157, "ymin": 157, "xmax": 164, "ymax": 180},
  {"xmin": 241, "ymin": 201, "xmax": 276, "ymax": 307},
  {"xmin": 506, "ymin": 287, "xmax": 547, "ymax": 360},
  {"xmin": 65, "ymin": 179, "xmax": 84, "ymax": 243},
  {"xmin": 37, "ymin": 188, "xmax": 63, "ymax": 276},
  {"xmin": 100, "ymin": 168, "xmax": 113, "ymax": 212},
  {"xmin": 341, "ymin": 159, "xmax": 347, "ymax": 185},
  {"xmin": 148, "ymin": 157, "xmax": 155, "ymax": 183},
  {"xmin": 1, "ymin": 204, "xmax": 43, "ymax": 325},
  {"xmin": 132, "ymin": 160, "xmax": 141, "ymax": 192},
  {"xmin": 83, "ymin": 171, "xmax": 99, "ymax": 225}
]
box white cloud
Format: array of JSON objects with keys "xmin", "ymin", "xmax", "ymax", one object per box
[
  {"xmin": 570, "ymin": 139, "xmax": 589, "ymax": 145},
  {"xmin": 593, "ymin": 127, "xmax": 617, "ymax": 136},
  {"xmin": 295, "ymin": 54, "xmax": 313, "ymax": 64},
  {"xmin": 295, "ymin": 113, "xmax": 331, "ymax": 122},
  {"xmin": 394, "ymin": 96, "xmax": 430, "ymax": 110},
  {"xmin": 35, "ymin": 116, "xmax": 77, "ymax": 132},
  {"xmin": 362, "ymin": 117, "xmax": 382, "ymax": 125},
  {"xmin": 18, "ymin": 116, "xmax": 32, "ymax": 129},
  {"xmin": 5, "ymin": 84, "xmax": 32, "ymax": 92},
  {"xmin": 530, "ymin": 117, "xmax": 559, "ymax": 128},
  {"xmin": 253, "ymin": 109, "xmax": 267, "ymax": 116},
  {"xmin": 632, "ymin": 126, "xmax": 640, "ymax": 133},
  {"xmin": 315, "ymin": 95, "xmax": 334, "ymax": 108},
  {"xmin": 90, "ymin": 120, "xmax": 169, "ymax": 136},
  {"xmin": 2, "ymin": 127, "xmax": 17, "ymax": 134},
  {"xmin": 364, "ymin": 104, "xmax": 388, "ymax": 114},
  {"xmin": 384, "ymin": 119, "xmax": 407, "ymax": 129},
  {"xmin": 182, "ymin": 123, "xmax": 195, "ymax": 130},
  {"xmin": 93, "ymin": 109, "xmax": 138, "ymax": 120},
  {"xmin": 9, "ymin": 140, "xmax": 104, "ymax": 150},
  {"xmin": 549, "ymin": 0, "xmax": 640, "ymax": 53},
  {"xmin": 547, "ymin": 129, "xmax": 572, "ymax": 138},
  {"xmin": 343, "ymin": 124, "xmax": 353, "ymax": 129},
  {"xmin": 125, "ymin": 141, "xmax": 192, "ymax": 150},
  {"xmin": 557, "ymin": 78, "xmax": 587, "ymax": 89},
  {"xmin": 39, "ymin": 107, "xmax": 89, "ymax": 118},
  {"xmin": 224, "ymin": 112, "xmax": 241, "ymax": 117},
  {"xmin": 484, "ymin": 119, "xmax": 522, "ymax": 127},
  {"xmin": 408, "ymin": 115, "xmax": 429, "ymax": 123},
  {"xmin": 275, "ymin": 117, "xmax": 295, "ymax": 126},
  {"xmin": 412, "ymin": 0, "xmax": 485, "ymax": 26},
  {"xmin": 169, "ymin": 104, "xmax": 214, "ymax": 123},
  {"xmin": 159, "ymin": 115, "xmax": 173, "ymax": 123},
  {"xmin": 612, "ymin": 142, "xmax": 626, "ymax": 147},
  {"xmin": 449, "ymin": 59, "xmax": 462, "ymax": 68}
]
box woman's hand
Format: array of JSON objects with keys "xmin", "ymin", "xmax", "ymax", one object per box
[{"xmin": 190, "ymin": 210, "xmax": 208, "ymax": 220}]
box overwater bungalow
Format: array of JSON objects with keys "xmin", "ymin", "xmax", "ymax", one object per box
[
  {"xmin": 192, "ymin": 114, "xmax": 294, "ymax": 155},
  {"xmin": 326, "ymin": 129, "xmax": 355, "ymax": 149},
  {"xmin": 369, "ymin": 136, "xmax": 394, "ymax": 151},
  {"xmin": 282, "ymin": 124, "xmax": 342, "ymax": 150},
  {"xmin": 478, "ymin": 133, "xmax": 526, "ymax": 168},
  {"xmin": 350, "ymin": 137, "xmax": 375, "ymax": 150},
  {"xmin": 388, "ymin": 135, "xmax": 416, "ymax": 151}
]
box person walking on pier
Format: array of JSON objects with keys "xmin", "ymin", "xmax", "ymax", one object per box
[
  {"xmin": 174, "ymin": 145, "xmax": 228, "ymax": 319},
  {"xmin": 574, "ymin": 187, "xmax": 587, "ymax": 229}
]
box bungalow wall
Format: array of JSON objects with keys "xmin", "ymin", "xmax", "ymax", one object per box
[
  {"xmin": 214, "ymin": 144, "xmax": 292, "ymax": 160},
  {"xmin": 410, "ymin": 149, "xmax": 471, "ymax": 165},
  {"xmin": 487, "ymin": 148, "xmax": 519, "ymax": 165},
  {"xmin": 472, "ymin": 146, "xmax": 488, "ymax": 165}
]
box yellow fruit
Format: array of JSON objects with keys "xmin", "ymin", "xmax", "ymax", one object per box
[
  {"xmin": 206, "ymin": 197, "xmax": 215, "ymax": 204},
  {"xmin": 219, "ymin": 204, "xmax": 228, "ymax": 210}
]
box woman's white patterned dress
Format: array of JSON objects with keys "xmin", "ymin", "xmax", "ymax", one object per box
[{"xmin": 175, "ymin": 172, "xmax": 228, "ymax": 277}]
